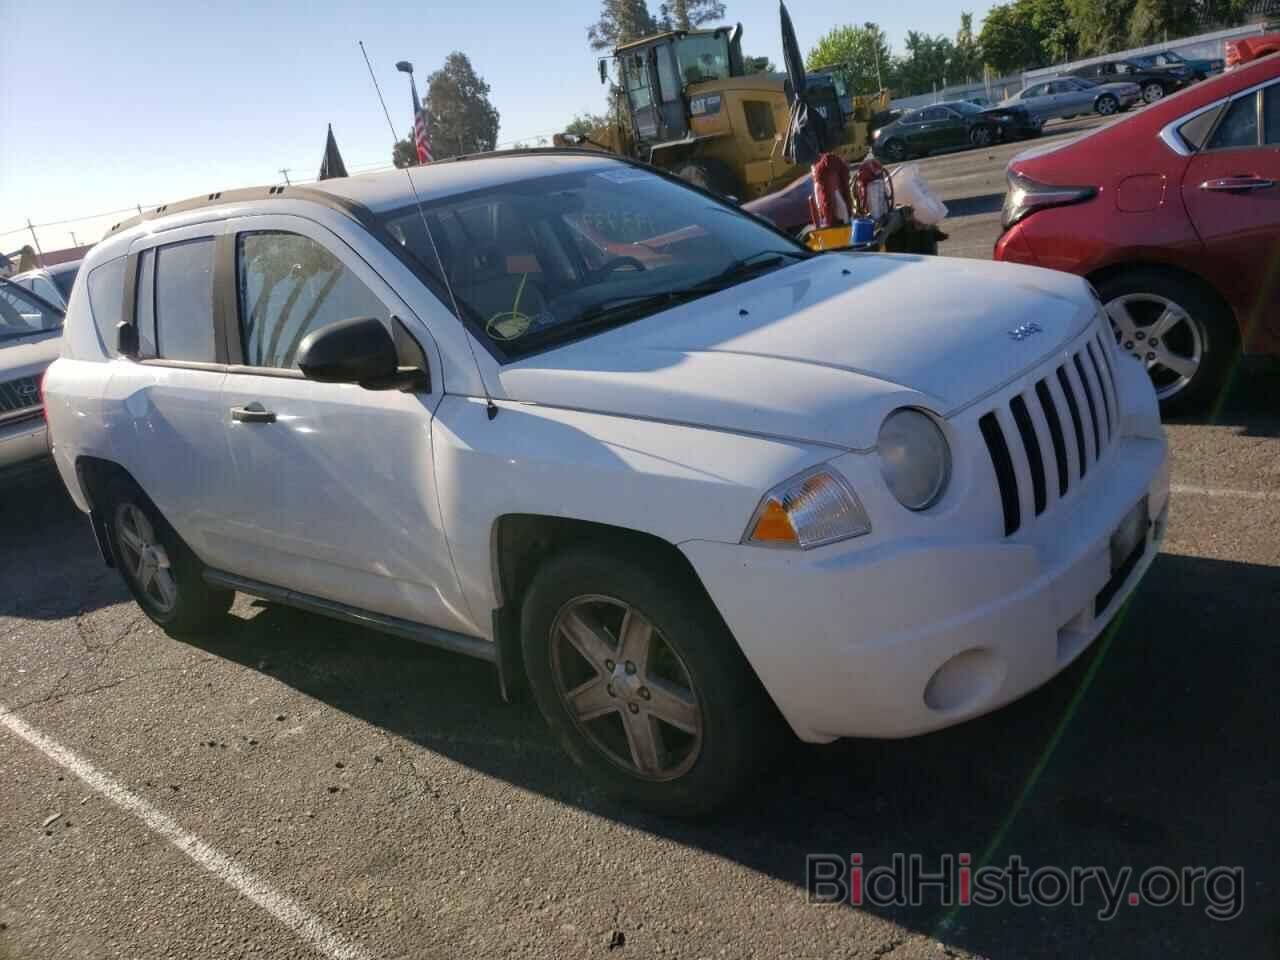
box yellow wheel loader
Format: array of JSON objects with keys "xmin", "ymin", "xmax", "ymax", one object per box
[{"xmin": 556, "ymin": 25, "xmax": 889, "ymax": 200}]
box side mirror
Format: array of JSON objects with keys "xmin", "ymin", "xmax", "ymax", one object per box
[{"xmin": 297, "ymin": 316, "xmax": 426, "ymax": 391}]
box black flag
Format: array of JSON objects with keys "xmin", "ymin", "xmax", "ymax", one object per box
[
  {"xmin": 319, "ymin": 124, "xmax": 349, "ymax": 181},
  {"xmin": 780, "ymin": 1, "xmax": 827, "ymax": 166}
]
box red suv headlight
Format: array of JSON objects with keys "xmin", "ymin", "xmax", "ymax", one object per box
[{"xmin": 1001, "ymin": 169, "xmax": 1096, "ymax": 229}]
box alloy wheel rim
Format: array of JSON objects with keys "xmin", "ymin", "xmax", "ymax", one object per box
[
  {"xmin": 115, "ymin": 503, "xmax": 178, "ymax": 613},
  {"xmin": 1143, "ymin": 83, "xmax": 1164, "ymax": 103},
  {"xmin": 972, "ymin": 128, "xmax": 991, "ymax": 146},
  {"xmin": 1098, "ymin": 97, "xmax": 1117, "ymax": 115},
  {"xmin": 1105, "ymin": 293, "xmax": 1204, "ymax": 400},
  {"xmin": 550, "ymin": 595, "xmax": 703, "ymax": 782}
]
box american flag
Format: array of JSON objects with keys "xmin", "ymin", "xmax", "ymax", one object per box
[{"xmin": 409, "ymin": 74, "xmax": 433, "ymax": 164}]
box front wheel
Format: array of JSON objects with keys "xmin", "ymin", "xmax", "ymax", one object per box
[
  {"xmin": 106, "ymin": 479, "xmax": 232, "ymax": 634},
  {"xmin": 1095, "ymin": 95, "xmax": 1119, "ymax": 116},
  {"xmin": 1097, "ymin": 269, "xmax": 1238, "ymax": 415},
  {"xmin": 1142, "ymin": 82, "xmax": 1166, "ymax": 104},
  {"xmin": 520, "ymin": 545, "xmax": 784, "ymax": 817}
]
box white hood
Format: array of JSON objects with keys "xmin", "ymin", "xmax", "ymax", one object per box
[{"xmin": 498, "ymin": 255, "xmax": 1097, "ymax": 449}]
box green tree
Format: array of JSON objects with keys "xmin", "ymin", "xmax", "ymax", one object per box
[
  {"xmin": 896, "ymin": 30, "xmax": 957, "ymax": 96},
  {"xmin": 953, "ymin": 12, "xmax": 983, "ymax": 80},
  {"xmin": 588, "ymin": 0, "xmax": 659, "ymax": 52},
  {"xmin": 656, "ymin": 0, "xmax": 725, "ymax": 30},
  {"xmin": 1065, "ymin": 0, "xmax": 1131, "ymax": 55},
  {"xmin": 979, "ymin": 3, "xmax": 1034, "ymax": 73},
  {"xmin": 1032, "ymin": 0, "xmax": 1078, "ymax": 63},
  {"xmin": 564, "ymin": 112, "xmax": 608, "ymax": 137},
  {"xmin": 392, "ymin": 137, "xmax": 418, "ymax": 169},
  {"xmin": 744, "ymin": 54, "xmax": 776, "ymax": 73},
  {"xmin": 979, "ymin": 0, "xmax": 1069, "ymax": 72},
  {"xmin": 391, "ymin": 52, "xmax": 500, "ymax": 165},
  {"xmin": 806, "ymin": 23, "xmax": 895, "ymax": 95},
  {"xmin": 1129, "ymin": 0, "xmax": 1254, "ymax": 46}
]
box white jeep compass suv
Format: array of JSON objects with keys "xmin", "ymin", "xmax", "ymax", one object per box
[{"xmin": 43, "ymin": 152, "xmax": 1169, "ymax": 814}]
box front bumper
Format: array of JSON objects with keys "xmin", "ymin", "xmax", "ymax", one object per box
[
  {"xmin": 682, "ymin": 326, "xmax": 1169, "ymax": 743},
  {"xmin": 684, "ymin": 440, "xmax": 1167, "ymax": 742}
]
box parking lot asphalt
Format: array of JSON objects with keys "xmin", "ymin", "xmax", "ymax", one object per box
[{"xmin": 3, "ymin": 124, "xmax": 1278, "ymax": 959}]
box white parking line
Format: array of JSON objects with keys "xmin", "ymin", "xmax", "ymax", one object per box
[
  {"xmin": 1170, "ymin": 483, "xmax": 1280, "ymax": 502},
  {"xmin": 0, "ymin": 705, "xmax": 374, "ymax": 960}
]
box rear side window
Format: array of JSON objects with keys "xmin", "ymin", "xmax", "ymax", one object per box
[
  {"xmin": 1176, "ymin": 103, "xmax": 1224, "ymax": 151},
  {"xmin": 86, "ymin": 257, "xmax": 126, "ymax": 356},
  {"xmin": 153, "ymin": 239, "xmax": 216, "ymax": 362},
  {"xmin": 236, "ymin": 232, "xmax": 385, "ymax": 369},
  {"xmin": 1206, "ymin": 93, "xmax": 1259, "ymax": 150}
]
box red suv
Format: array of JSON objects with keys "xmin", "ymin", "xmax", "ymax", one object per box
[{"xmin": 994, "ymin": 55, "xmax": 1280, "ymax": 412}]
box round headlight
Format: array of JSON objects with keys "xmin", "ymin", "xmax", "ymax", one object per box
[{"xmin": 877, "ymin": 408, "xmax": 951, "ymax": 511}]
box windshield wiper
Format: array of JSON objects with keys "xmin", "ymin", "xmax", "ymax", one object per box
[
  {"xmin": 575, "ymin": 250, "xmax": 807, "ymax": 323},
  {"xmin": 507, "ymin": 250, "xmax": 808, "ymax": 354}
]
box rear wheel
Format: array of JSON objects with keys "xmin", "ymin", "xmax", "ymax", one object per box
[
  {"xmin": 105, "ymin": 478, "xmax": 232, "ymax": 634},
  {"xmin": 969, "ymin": 125, "xmax": 994, "ymax": 148},
  {"xmin": 520, "ymin": 544, "xmax": 784, "ymax": 817},
  {"xmin": 1095, "ymin": 94, "xmax": 1119, "ymax": 116},
  {"xmin": 881, "ymin": 139, "xmax": 908, "ymax": 162},
  {"xmin": 1096, "ymin": 269, "xmax": 1238, "ymax": 415},
  {"xmin": 672, "ymin": 158, "xmax": 739, "ymax": 199},
  {"xmin": 1142, "ymin": 81, "xmax": 1166, "ymax": 104}
]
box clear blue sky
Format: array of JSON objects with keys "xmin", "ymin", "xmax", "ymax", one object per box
[{"xmin": 0, "ymin": 0, "xmax": 991, "ymax": 252}]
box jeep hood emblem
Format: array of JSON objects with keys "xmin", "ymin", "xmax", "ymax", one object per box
[{"xmin": 1008, "ymin": 321, "xmax": 1044, "ymax": 341}]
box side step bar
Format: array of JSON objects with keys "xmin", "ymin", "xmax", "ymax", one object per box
[{"xmin": 203, "ymin": 568, "xmax": 496, "ymax": 664}]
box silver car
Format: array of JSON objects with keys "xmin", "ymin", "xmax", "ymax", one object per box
[
  {"xmin": 0, "ymin": 278, "xmax": 62, "ymax": 478},
  {"xmin": 1002, "ymin": 76, "xmax": 1141, "ymax": 120}
]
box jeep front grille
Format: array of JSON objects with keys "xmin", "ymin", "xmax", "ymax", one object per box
[{"xmin": 980, "ymin": 330, "xmax": 1120, "ymax": 536}]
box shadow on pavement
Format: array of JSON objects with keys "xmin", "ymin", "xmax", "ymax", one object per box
[
  {"xmin": 0, "ymin": 463, "xmax": 127, "ymax": 619},
  {"xmin": 171, "ymin": 548, "xmax": 1276, "ymax": 959},
  {"xmin": 1165, "ymin": 361, "xmax": 1280, "ymax": 439}
]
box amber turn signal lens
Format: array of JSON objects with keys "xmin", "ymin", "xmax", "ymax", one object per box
[{"xmin": 749, "ymin": 499, "xmax": 797, "ymax": 543}]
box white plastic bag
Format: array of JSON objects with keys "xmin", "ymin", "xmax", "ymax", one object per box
[{"xmin": 890, "ymin": 163, "xmax": 947, "ymax": 226}]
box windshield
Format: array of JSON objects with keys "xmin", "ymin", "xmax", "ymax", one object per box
[
  {"xmin": 948, "ymin": 100, "xmax": 983, "ymax": 115},
  {"xmin": 673, "ymin": 34, "xmax": 731, "ymax": 84},
  {"xmin": 380, "ymin": 164, "xmax": 806, "ymax": 361},
  {"xmin": 0, "ymin": 279, "xmax": 63, "ymax": 342}
]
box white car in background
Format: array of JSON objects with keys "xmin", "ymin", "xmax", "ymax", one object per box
[
  {"xmin": 43, "ymin": 153, "xmax": 1169, "ymax": 815},
  {"xmin": 0, "ymin": 279, "xmax": 63, "ymax": 478}
]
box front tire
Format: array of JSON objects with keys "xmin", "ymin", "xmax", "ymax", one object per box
[
  {"xmin": 1142, "ymin": 81, "xmax": 1166, "ymax": 104},
  {"xmin": 520, "ymin": 544, "xmax": 784, "ymax": 817},
  {"xmin": 1096, "ymin": 268, "xmax": 1238, "ymax": 415},
  {"xmin": 105, "ymin": 478, "xmax": 232, "ymax": 634},
  {"xmin": 1095, "ymin": 94, "xmax": 1119, "ymax": 116}
]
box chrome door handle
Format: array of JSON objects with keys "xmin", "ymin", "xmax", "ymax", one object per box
[
  {"xmin": 230, "ymin": 404, "xmax": 276, "ymax": 424},
  {"xmin": 1200, "ymin": 176, "xmax": 1275, "ymax": 192}
]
